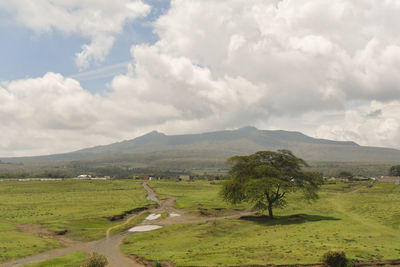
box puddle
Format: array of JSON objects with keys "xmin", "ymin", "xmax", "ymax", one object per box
[
  {"xmin": 170, "ymin": 213, "xmax": 181, "ymax": 217},
  {"xmin": 146, "ymin": 213, "xmax": 161, "ymax": 220},
  {"xmin": 128, "ymin": 225, "xmax": 163, "ymax": 232}
]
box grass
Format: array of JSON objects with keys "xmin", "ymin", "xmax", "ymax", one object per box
[
  {"xmin": 160, "ymin": 212, "xmax": 169, "ymax": 219},
  {"xmin": 121, "ymin": 181, "xmax": 400, "ymax": 266},
  {"xmin": 22, "ymin": 251, "xmax": 87, "ymax": 267},
  {"xmin": 0, "ymin": 179, "xmax": 150, "ymax": 262},
  {"xmin": 149, "ymin": 180, "xmax": 249, "ymax": 215},
  {"xmin": 0, "ymin": 222, "xmax": 59, "ymax": 263}
]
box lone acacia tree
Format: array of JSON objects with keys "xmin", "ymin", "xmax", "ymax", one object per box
[{"xmin": 221, "ymin": 150, "xmax": 323, "ymax": 218}]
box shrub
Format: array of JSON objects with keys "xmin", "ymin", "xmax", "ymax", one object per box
[
  {"xmin": 153, "ymin": 261, "xmax": 162, "ymax": 267},
  {"xmin": 321, "ymin": 250, "xmax": 347, "ymax": 267},
  {"xmin": 81, "ymin": 252, "xmax": 108, "ymax": 267}
]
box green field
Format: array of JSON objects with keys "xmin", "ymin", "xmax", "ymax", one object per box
[
  {"xmin": 121, "ymin": 181, "xmax": 400, "ymax": 266},
  {"xmin": 149, "ymin": 180, "xmax": 248, "ymax": 215},
  {"xmin": 0, "ymin": 179, "xmax": 150, "ymax": 263},
  {"xmin": 22, "ymin": 251, "xmax": 87, "ymax": 267}
]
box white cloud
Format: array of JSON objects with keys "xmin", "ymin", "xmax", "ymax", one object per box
[
  {"xmin": 0, "ymin": 0, "xmax": 151, "ymax": 68},
  {"xmin": 2, "ymin": 0, "xmax": 400, "ymax": 156},
  {"xmin": 314, "ymin": 101, "xmax": 400, "ymax": 149}
]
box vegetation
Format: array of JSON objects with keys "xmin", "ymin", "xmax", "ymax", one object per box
[
  {"xmin": 0, "ymin": 221, "xmax": 59, "ymax": 263},
  {"xmin": 321, "ymin": 250, "xmax": 347, "ymax": 267},
  {"xmin": 81, "ymin": 252, "xmax": 108, "ymax": 267},
  {"xmin": 149, "ymin": 180, "xmax": 248, "ymax": 215},
  {"xmin": 122, "ymin": 181, "xmax": 400, "ymax": 266},
  {"xmin": 22, "ymin": 251, "xmax": 87, "ymax": 267},
  {"xmin": 221, "ymin": 150, "xmax": 323, "ymax": 218},
  {"xmin": 338, "ymin": 171, "xmax": 353, "ymax": 179},
  {"xmin": 389, "ymin": 165, "xmax": 400, "ymax": 176},
  {"xmin": 0, "ymin": 180, "xmax": 150, "ymax": 262}
]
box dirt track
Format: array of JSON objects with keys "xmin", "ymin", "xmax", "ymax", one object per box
[{"xmin": 1, "ymin": 182, "xmax": 251, "ymax": 267}]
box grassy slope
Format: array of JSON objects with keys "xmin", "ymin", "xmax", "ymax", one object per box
[
  {"xmin": 22, "ymin": 251, "xmax": 87, "ymax": 267},
  {"xmin": 0, "ymin": 180, "xmax": 150, "ymax": 263},
  {"xmin": 121, "ymin": 181, "xmax": 400, "ymax": 266}
]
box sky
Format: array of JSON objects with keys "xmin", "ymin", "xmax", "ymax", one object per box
[{"xmin": 1, "ymin": 0, "xmax": 400, "ymax": 157}]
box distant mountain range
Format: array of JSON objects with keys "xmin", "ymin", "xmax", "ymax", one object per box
[{"xmin": 3, "ymin": 127, "xmax": 400, "ymax": 166}]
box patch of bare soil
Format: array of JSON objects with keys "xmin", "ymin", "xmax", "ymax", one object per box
[
  {"xmin": 15, "ymin": 223, "xmax": 77, "ymax": 247},
  {"xmin": 128, "ymin": 254, "xmax": 174, "ymax": 267},
  {"xmin": 108, "ymin": 206, "xmax": 151, "ymax": 221},
  {"xmin": 353, "ymin": 259, "xmax": 400, "ymax": 266}
]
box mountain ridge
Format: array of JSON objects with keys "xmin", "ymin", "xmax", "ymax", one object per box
[{"xmin": 2, "ymin": 127, "xmax": 400, "ymax": 165}]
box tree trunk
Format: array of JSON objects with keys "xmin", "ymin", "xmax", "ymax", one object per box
[{"xmin": 268, "ymin": 204, "xmax": 273, "ymax": 218}]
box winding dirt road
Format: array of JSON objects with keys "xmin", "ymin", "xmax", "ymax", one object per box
[{"xmin": 1, "ymin": 182, "xmax": 251, "ymax": 267}]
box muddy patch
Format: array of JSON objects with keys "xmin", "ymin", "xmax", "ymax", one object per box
[
  {"xmin": 15, "ymin": 223, "xmax": 76, "ymax": 246},
  {"xmin": 108, "ymin": 206, "xmax": 149, "ymax": 221},
  {"xmin": 129, "ymin": 254, "xmax": 174, "ymax": 267}
]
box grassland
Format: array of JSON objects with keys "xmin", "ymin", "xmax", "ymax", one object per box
[
  {"xmin": 121, "ymin": 181, "xmax": 400, "ymax": 266},
  {"xmin": 22, "ymin": 251, "xmax": 87, "ymax": 267},
  {"xmin": 0, "ymin": 179, "xmax": 150, "ymax": 263},
  {"xmin": 149, "ymin": 180, "xmax": 248, "ymax": 215}
]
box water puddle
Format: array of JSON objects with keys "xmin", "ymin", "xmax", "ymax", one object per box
[
  {"xmin": 146, "ymin": 213, "xmax": 161, "ymax": 220},
  {"xmin": 128, "ymin": 225, "xmax": 163, "ymax": 232}
]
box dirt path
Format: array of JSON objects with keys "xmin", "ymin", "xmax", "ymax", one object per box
[
  {"xmin": 345, "ymin": 181, "xmax": 374, "ymax": 194},
  {"xmin": 1, "ymin": 182, "xmax": 252, "ymax": 267},
  {"xmin": 0, "ymin": 231, "xmax": 141, "ymax": 267}
]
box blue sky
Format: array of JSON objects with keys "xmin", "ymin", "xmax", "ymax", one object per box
[{"xmin": 0, "ymin": 0, "xmax": 169, "ymax": 93}]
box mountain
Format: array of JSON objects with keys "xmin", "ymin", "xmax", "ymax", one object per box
[{"xmin": 4, "ymin": 127, "xmax": 400, "ymax": 165}]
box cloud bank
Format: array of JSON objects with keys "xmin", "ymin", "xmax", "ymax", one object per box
[{"xmin": 2, "ymin": 0, "xmax": 400, "ymax": 156}]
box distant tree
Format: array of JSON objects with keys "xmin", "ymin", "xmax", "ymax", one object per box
[
  {"xmin": 337, "ymin": 171, "xmax": 353, "ymax": 179},
  {"xmin": 221, "ymin": 150, "xmax": 323, "ymax": 218},
  {"xmin": 389, "ymin": 165, "xmax": 400, "ymax": 176}
]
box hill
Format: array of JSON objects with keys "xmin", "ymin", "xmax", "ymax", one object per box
[{"xmin": 3, "ymin": 126, "xmax": 400, "ymax": 165}]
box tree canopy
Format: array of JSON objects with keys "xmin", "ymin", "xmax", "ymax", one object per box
[
  {"xmin": 389, "ymin": 165, "xmax": 400, "ymax": 176},
  {"xmin": 221, "ymin": 150, "xmax": 323, "ymax": 218}
]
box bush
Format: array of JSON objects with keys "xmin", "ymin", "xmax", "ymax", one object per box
[
  {"xmin": 321, "ymin": 250, "xmax": 347, "ymax": 267},
  {"xmin": 153, "ymin": 261, "xmax": 162, "ymax": 267},
  {"xmin": 81, "ymin": 252, "xmax": 108, "ymax": 267}
]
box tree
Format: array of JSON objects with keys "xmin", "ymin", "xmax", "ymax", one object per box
[
  {"xmin": 221, "ymin": 150, "xmax": 323, "ymax": 218},
  {"xmin": 389, "ymin": 165, "xmax": 400, "ymax": 176}
]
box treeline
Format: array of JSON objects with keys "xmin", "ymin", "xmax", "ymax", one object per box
[
  {"xmin": 0, "ymin": 162, "xmax": 196, "ymax": 179},
  {"xmin": 0, "ymin": 170, "xmax": 72, "ymax": 179}
]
